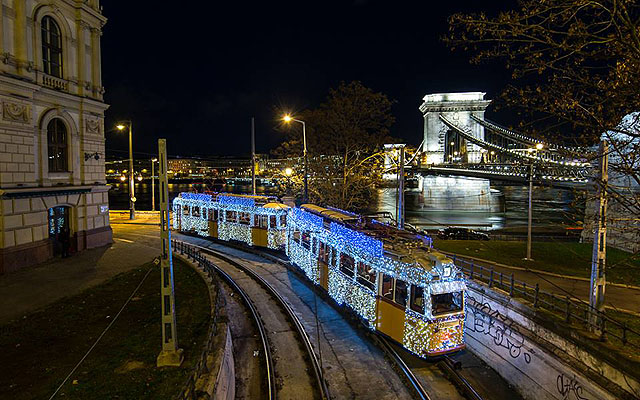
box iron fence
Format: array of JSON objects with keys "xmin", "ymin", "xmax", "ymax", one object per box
[
  {"xmin": 449, "ymin": 253, "xmax": 640, "ymax": 350},
  {"xmin": 173, "ymin": 240, "xmax": 223, "ymax": 400}
]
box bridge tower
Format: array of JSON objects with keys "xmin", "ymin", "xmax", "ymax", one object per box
[{"xmin": 419, "ymin": 92, "xmax": 491, "ymax": 165}]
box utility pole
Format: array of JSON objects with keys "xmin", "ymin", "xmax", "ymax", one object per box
[
  {"xmin": 525, "ymin": 162, "xmax": 534, "ymax": 261},
  {"xmin": 589, "ymin": 140, "xmax": 608, "ymax": 332},
  {"xmin": 156, "ymin": 139, "xmax": 183, "ymax": 367},
  {"xmin": 251, "ymin": 117, "xmax": 256, "ymax": 195},
  {"xmin": 151, "ymin": 158, "xmax": 157, "ymax": 212},
  {"xmin": 398, "ymin": 145, "xmax": 405, "ymax": 230}
]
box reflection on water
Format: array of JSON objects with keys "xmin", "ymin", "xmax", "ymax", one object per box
[{"xmin": 109, "ymin": 179, "xmax": 585, "ymax": 231}]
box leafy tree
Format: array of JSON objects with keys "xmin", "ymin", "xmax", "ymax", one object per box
[
  {"xmin": 273, "ymin": 81, "xmax": 395, "ymax": 211},
  {"xmin": 447, "ymin": 0, "xmax": 640, "ymax": 251}
]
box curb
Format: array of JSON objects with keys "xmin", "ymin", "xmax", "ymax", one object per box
[{"xmin": 442, "ymin": 251, "xmax": 640, "ymax": 291}]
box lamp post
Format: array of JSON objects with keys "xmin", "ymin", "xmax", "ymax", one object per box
[
  {"xmin": 116, "ymin": 121, "xmax": 135, "ymax": 220},
  {"xmin": 283, "ymin": 115, "xmax": 308, "ymax": 203},
  {"xmin": 151, "ymin": 158, "xmax": 158, "ymax": 211},
  {"xmin": 524, "ymin": 142, "xmax": 544, "ymax": 261}
]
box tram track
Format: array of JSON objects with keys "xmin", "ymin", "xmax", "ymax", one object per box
[
  {"xmin": 177, "ymin": 241, "xmax": 330, "ymax": 400},
  {"xmin": 174, "ymin": 234, "xmax": 516, "ymax": 400}
]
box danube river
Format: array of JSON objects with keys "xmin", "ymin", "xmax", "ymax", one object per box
[{"xmin": 108, "ymin": 179, "xmax": 585, "ymax": 231}]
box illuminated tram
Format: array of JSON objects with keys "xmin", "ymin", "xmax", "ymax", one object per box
[
  {"xmin": 172, "ymin": 192, "xmax": 466, "ymax": 357},
  {"xmin": 287, "ymin": 205, "xmax": 466, "ymax": 357},
  {"xmin": 172, "ymin": 192, "xmax": 289, "ymax": 249}
]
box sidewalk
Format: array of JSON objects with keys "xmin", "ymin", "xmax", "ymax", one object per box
[
  {"xmin": 0, "ymin": 223, "xmax": 160, "ymax": 324},
  {"xmin": 109, "ymin": 210, "xmax": 160, "ymax": 225}
]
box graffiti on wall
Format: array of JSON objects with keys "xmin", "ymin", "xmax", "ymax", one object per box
[
  {"xmin": 465, "ymin": 294, "xmax": 532, "ymax": 364},
  {"xmin": 557, "ymin": 373, "xmax": 589, "ymax": 400}
]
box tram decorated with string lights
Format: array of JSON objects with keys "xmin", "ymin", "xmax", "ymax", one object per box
[{"xmin": 173, "ymin": 192, "xmax": 466, "ymax": 357}]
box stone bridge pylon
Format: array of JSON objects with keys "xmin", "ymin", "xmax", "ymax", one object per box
[{"xmin": 419, "ymin": 92, "xmax": 491, "ymax": 165}]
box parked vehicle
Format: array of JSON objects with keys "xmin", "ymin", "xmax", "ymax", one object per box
[{"xmin": 438, "ymin": 227, "xmax": 490, "ymax": 241}]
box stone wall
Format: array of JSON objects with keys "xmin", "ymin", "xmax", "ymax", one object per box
[{"xmin": 465, "ymin": 282, "xmax": 640, "ymax": 400}]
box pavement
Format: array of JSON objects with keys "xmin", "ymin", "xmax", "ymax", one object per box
[{"xmin": 0, "ymin": 217, "xmax": 161, "ymax": 325}]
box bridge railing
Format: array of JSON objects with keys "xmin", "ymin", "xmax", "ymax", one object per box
[{"xmin": 449, "ymin": 254, "xmax": 640, "ymax": 351}]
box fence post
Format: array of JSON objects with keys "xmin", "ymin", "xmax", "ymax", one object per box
[
  {"xmin": 479, "ymin": 265, "xmax": 483, "ymax": 281},
  {"xmin": 622, "ymin": 323, "xmax": 628, "ymax": 345},
  {"xmin": 565, "ymin": 296, "xmax": 571, "ymax": 322},
  {"xmin": 499, "ymin": 272, "xmax": 503, "ymax": 289},
  {"xmin": 534, "ymin": 284, "xmax": 539, "ymax": 308},
  {"xmin": 470, "ymin": 261, "xmax": 474, "ymax": 280},
  {"xmin": 600, "ymin": 318, "xmax": 607, "ymax": 342},
  {"xmin": 523, "ymin": 282, "xmax": 527, "ymax": 300},
  {"xmin": 509, "ymin": 274, "xmax": 514, "ymax": 297},
  {"xmin": 489, "ymin": 268, "xmax": 494, "ymax": 288}
]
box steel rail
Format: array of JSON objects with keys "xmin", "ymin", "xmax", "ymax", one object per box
[
  {"xmin": 194, "ymin": 243, "xmax": 331, "ymax": 400},
  {"xmin": 204, "ymin": 255, "xmax": 277, "ymax": 400},
  {"xmin": 439, "ymin": 355, "xmax": 484, "ymax": 400},
  {"xmin": 375, "ymin": 334, "xmax": 432, "ymax": 400}
]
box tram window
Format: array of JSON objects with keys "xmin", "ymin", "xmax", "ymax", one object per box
[
  {"xmin": 431, "ymin": 292, "xmax": 463, "ymax": 316},
  {"xmin": 356, "ymin": 262, "xmax": 376, "ymax": 290},
  {"xmin": 339, "ymin": 253, "xmax": 355, "ymax": 278},
  {"xmin": 292, "ymin": 230, "xmax": 301, "ymax": 243},
  {"xmin": 381, "ymin": 275, "xmax": 394, "ymax": 300},
  {"xmin": 394, "ymin": 280, "xmax": 408, "ymax": 307},
  {"xmin": 255, "ymin": 215, "xmax": 268, "ymax": 228},
  {"xmin": 225, "ymin": 210, "xmax": 237, "ymax": 222},
  {"xmin": 280, "ymin": 215, "xmax": 286, "ymax": 226},
  {"xmin": 192, "ymin": 206, "xmax": 200, "ymax": 217},
  {"xmin": 239, "ymin": 212, "xmax": 251, "ymax": 225},
  {"xmin": 410, "ymin": 285, "xmax": 425, "ymax": 313},
  {"xmin": 208, "ymin": 209, "xmax": 218, "ymax": 222},
  {"xmin": 301, "ymin": 231, "xmax": 311, "ymax": 249},
  {"xmin": 318, "ymin": 242, "xmax": 329, "ymax": 263},
  {"xmin": 270, "ymin": 216, "xmax": 277, "ymax": 228},
  {"xmin": 183, "ymin": 205, "xmax": 190, "ymax": 216}
]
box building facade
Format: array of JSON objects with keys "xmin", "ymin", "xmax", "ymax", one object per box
[{"xmin": 0, "ymin": 0, "xmax": 110, "ymax": 273}]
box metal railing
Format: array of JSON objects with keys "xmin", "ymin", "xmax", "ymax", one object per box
[
  {"xmin": 450, "ymin": 253, "xmax": 640, "ymax": 350},
  {"xmin": 173, "ymin": 240, "xmax": 223, "ymax": 400}
]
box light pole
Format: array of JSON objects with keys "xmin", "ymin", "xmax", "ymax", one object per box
[
  {"xmin": 116, "ymin": 121, "xmax": 135, "ymax": 220},
  {"xmin": 524, "ymin": 143, "xmax": 544, "ymax": 261},
  {"xmin": 251, "ymin": 117, "xmax": 256, "ymax": 195},
  {"xmin": 151, "ymin": 158, "xmax": 158, "ymax": 211},
  {"xmin": 283, "ymin": 115, "xmax": 308, "ymax": 203}
]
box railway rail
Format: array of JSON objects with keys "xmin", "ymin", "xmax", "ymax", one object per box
[{"xmin": 173, "ymin": 239, "xmax": 330, "ymax": 400}]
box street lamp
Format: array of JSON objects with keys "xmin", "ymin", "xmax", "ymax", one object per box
[
  {"xmin": 282, "ymin": 114, "xmax": 308, "ymax": 202},
  {"xmin": 524, "ymin": 143, "xmax": 544, "ymax": 261},
  {"xmin": 116, "ymin": 121, "xmax": 135, "ymax": 220}
]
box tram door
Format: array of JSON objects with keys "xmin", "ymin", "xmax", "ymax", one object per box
[
  {"xmin": 376, "ymin": 274, "xmax": 407, "ymax": 342},
  {"xmin": 48, "ymin": 206, "xmax": 70, "ymax": 255},
  {"xmin": 317, "ymin": 242, "xmax": 329, "ymax": 290}
]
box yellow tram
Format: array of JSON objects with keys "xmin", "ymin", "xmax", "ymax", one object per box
[
  {"xmin": 286, "ymin": 204, "xmax": 466, "ymax": 357},
  {"xmin": 172, "ymin": 192, "xmax": 289, "ymax": 249}
]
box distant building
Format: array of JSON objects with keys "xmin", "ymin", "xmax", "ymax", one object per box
[{"xmin": 0, "ymin": 1, "xmax": 110, "ymax": 273}]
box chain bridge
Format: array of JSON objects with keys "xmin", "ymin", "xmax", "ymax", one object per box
[{"xmin": 411, "ymin": 92, "xmax": 593, "ymax": 188}]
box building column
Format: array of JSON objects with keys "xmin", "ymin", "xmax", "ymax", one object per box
[{"xmin": 13, "ymin": 0, "xmax": 27, "ymax": 74}]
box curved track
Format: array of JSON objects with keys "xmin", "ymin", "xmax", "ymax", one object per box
[{"xmin": 175, "ymin": 240, "xmax": 329, "ymax": 400}]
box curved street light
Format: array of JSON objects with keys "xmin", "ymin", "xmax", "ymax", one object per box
[{"xmin": 282, "ymin": 115, "xmax": 308, "ymax": 202}]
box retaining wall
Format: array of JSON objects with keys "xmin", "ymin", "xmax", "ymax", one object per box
[{"xmin": 465, "ymin": 282, "xmax": 640, "ymax": 400}]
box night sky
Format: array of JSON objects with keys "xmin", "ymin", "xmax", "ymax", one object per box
[{"xmin": 102, "ymin": 1, "xmax": 512, "ymax": 159}]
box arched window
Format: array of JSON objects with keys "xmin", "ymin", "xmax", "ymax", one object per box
[
  {"xmin": 48, "ymin": 118, "xmax": 68, "ymax": 172},
  {"xmin": 41, "ymin": 16, "xmax": 63, "ymax": 78}
]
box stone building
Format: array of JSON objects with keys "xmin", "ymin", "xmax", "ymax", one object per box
[{"xmin": 0, "ymin": 0, "xmax": 110, "ymax": 273}]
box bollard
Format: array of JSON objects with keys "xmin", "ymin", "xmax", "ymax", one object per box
[
  {"xmin": 510, "ymin": 274, "xmax": 514, "ymax": 297},
  {"xmin": 534, "ymin": 284, "xmax": 539, "ymax": 308}
]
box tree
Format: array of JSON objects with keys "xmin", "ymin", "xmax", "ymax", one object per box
[
  {"xmin": 273, "ymin": 81, "xmax": 395, "ymax": 211},
  {"xmin": 446, "ymin": 0, "xmax": 640, "ymax": 252}
]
